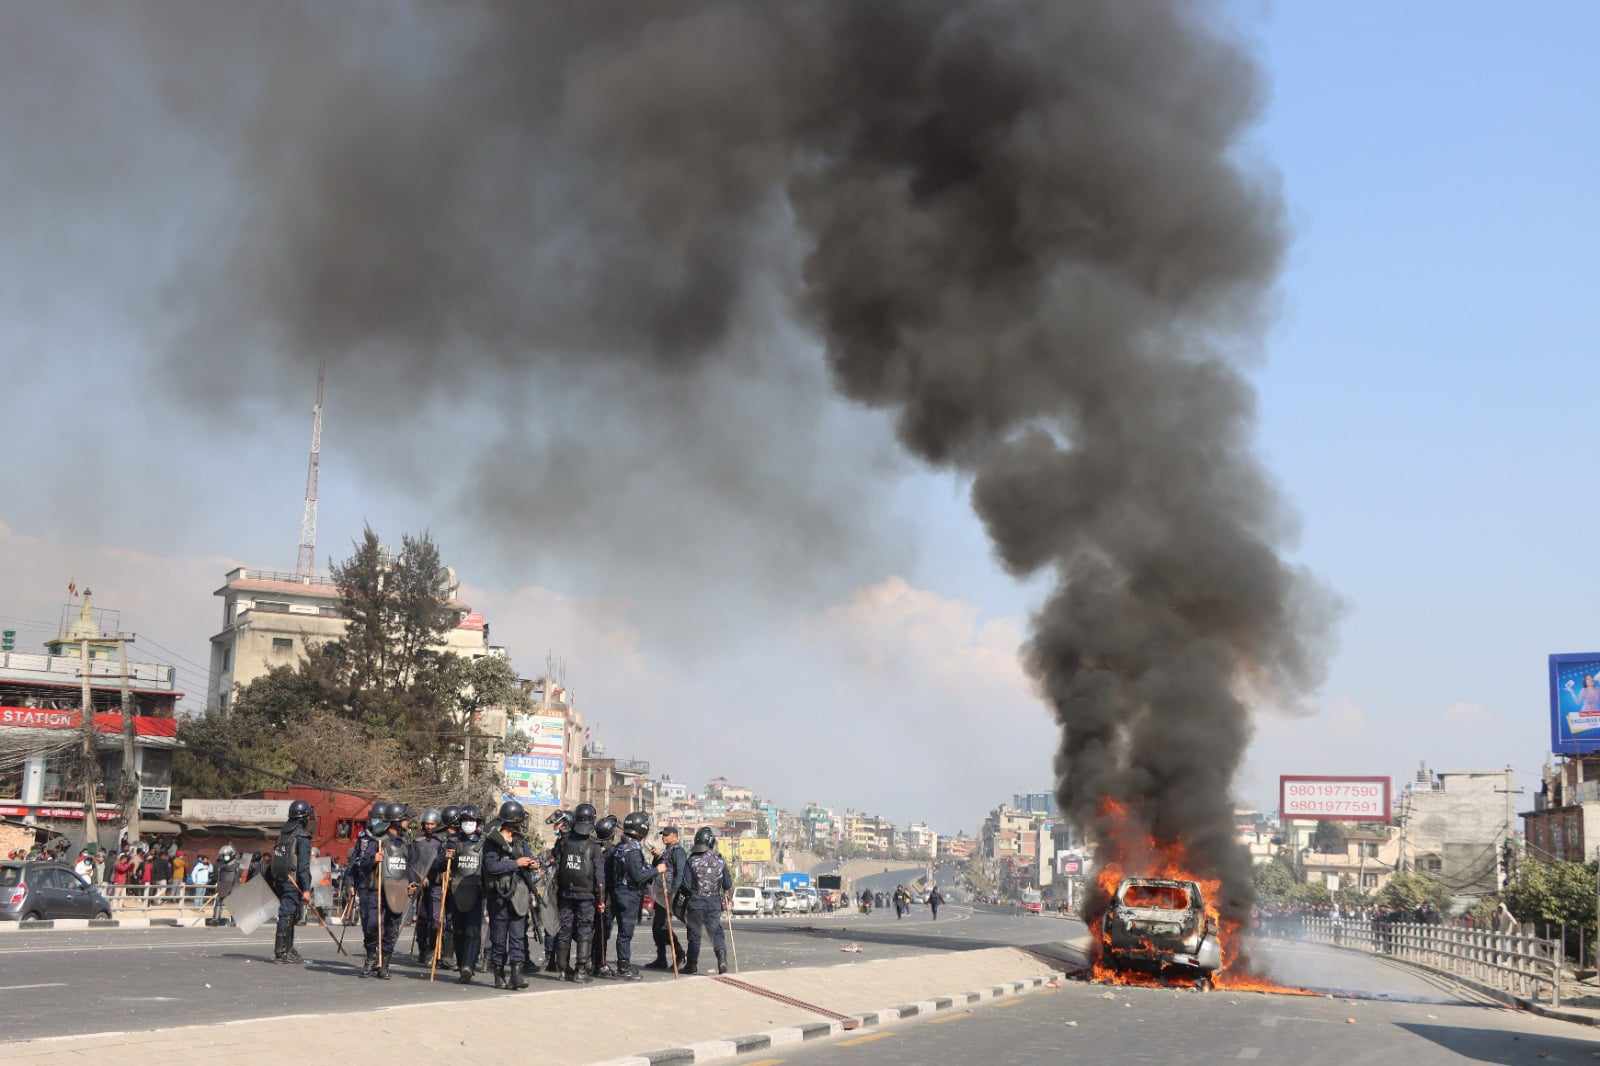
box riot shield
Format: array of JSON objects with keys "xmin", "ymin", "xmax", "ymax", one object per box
[{"xmin": 227, "ymin": 875, "xmax": 280, "ymax": 936}]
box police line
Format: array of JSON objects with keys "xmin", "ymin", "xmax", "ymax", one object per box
[{"xmin": 231, "ymin": 799, "xmax": 740, "ymax": 986}]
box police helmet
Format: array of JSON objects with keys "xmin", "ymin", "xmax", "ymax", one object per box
[
  {"xmin": 692, "ymin": 826, "xmax": 716, "ymax": 855},
  {"xmin": 459, "ymin": 804, "xmax": 483, "ymax": 826},
  {"xmin": 545, "ymin": 808, "xmax": 572, "ymax": 826},
  {"xmin": 422, "ymin": 808, "xmax": 443, "ymax": 829},
  {"xmin": 497, "ymin": 799, "xmax": 527, "ymax": 828},
  {"xmin": 366, "ymin": 802, "xmax": 391, "ymax": 835},
  {"xmin": 288, "ymin": 798, "xmax": 313, "ymax": 823},
  {"xmin": 571, "ymin": 802, "xmax": 597, "ymax": 837},
  {"xmin": 441, "ymin": 804, "xmax": 461, "ymax": 828},
  {"xmin": 594, "ymin": 814, "xmax": 619, "ymax": 842},
  {"xmin": 623, "ymin": 811, "xmax": 651, "ymax": 840},
  {"xmin": 397, "ymin": 804, "xmax": 415, "ymax": 825}
]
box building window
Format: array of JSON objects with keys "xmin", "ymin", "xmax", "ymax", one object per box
[
  {"xmin": 1360, "ymin": 842, "xmax": 1379, "ymax": 858},
  {"xmin": 219, "ymin": 690, "xmax": 229, "ymax": 711},
  {"xmin": 1423, "ymin": 856, "xmax": 1442, "ymax": 873},
  {"xmin": 272, "ymin": 637, "xmax": 294, "ymax": 653},
  {"xmin": 221, "ymin": 648, "xmax": 231, "ymax": 672},
  {"xmin": 1362, "ymin": 873, "xmax": 1379, "ymax": 889}
]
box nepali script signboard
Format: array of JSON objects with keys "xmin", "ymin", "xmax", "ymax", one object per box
[{"xmin": 1278, "ymin": 775, "xmax": 1391, "ymax": 823}]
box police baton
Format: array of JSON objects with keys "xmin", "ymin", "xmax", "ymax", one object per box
[
  {"xmin": 723, "ymin": 896, "xmax": 739, "ymax": 974},
  {"xmin": 288, "ymin": 875, "xmax": 350, "ymax": 956},
  {"xmin": 430, "ymin": 855, "xmax": 453, "ymax": 982},
  {"xmin": 375, "ymin": 846, "xmax": 385, "ymax": 971},
  {"xmin": 657, "ymin": 868, "xmax": 680, "ymax": 977}
]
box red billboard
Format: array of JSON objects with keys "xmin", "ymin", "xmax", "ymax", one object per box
[{"xmin": 1278, "ymin": 775, "xmax": 1391, "ymax": 822}]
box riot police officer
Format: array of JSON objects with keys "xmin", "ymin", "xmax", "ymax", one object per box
[
  {"xmin": 554, "ymin": 802, "xmax": 606, "ymax": 983},
  {"xmin": 683, "ymin": 826, "xmax": 731, "ymax": 975},
  {"xmin": 268, "ymin": 798, "xmax": 314, "ymax": 964},
  {"xmin": 445, "ymin": 804, "xmax": 486, "ymax": 984},
  {"xmin": 542, "ymin": 809, "xmax": 572, "ymax": 973},
  {"xmin": 482, "ymin": 799, "xmax": 541, "ymax": 990},
  {"xmin": 610, "ymin": 811, "xmax": 657, "ymax": 980},
  {"xmin": 410, "ymin": 808, "xmax": 448, "ymax": 965},
  {"xmin": 348, "ymin": 801, "xmax": 409, "ymax": 978},
  {"xmin": 646, "ymin": 825, "xmax": 689, "ymax": 970},
  {"xmin": 593, "ymin": 814, "xmax": 621, "ymax": 978}
]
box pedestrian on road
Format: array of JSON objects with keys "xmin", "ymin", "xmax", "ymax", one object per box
[
  {"xmin": 893, "ymin": 884, "xmax": 910, "ymax": 919},
  {"xmin": 152, "ymin": 850, "xmax": 173, "ymax": 903},
  {"xmin": 928, "ymin": 885, "xmax": 945, "ymax": 920},
  {"xmin": 682, "ymin": 827, "xmax": 731, "ymax": 975},
  {"xmin": 553, "ymin": 803, "xmax": 606, "ymax": 983},
  {"xmin": 190, "ymin": 855, "xmax": 212, "ymax": 903},
  {"xmin": 268, "ymin": 799, "xmax": 314, "ymax": 965}
]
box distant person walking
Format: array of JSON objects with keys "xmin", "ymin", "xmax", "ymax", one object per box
[{"xmin": 928, "ymin": 886, "xmax": 945, "ymax": 920}]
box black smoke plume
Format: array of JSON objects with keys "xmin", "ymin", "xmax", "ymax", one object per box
[{"xmin": 6, "ymin": 1, "xmax": 1332, "ymax": 912}]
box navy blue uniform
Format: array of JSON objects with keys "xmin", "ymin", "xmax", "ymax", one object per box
[
  {"xmin": 445, "ymin": 830, "xmax": 486, "ymax": 975},
  {"xmin": 593, "ymin": 841, "xmax": 618, "ymax": 973},
  {"xmin": 651, "ymin": 841, "xmax": 689, "ymax": 965},
  {"xmin": 609, "ymin": 837, "xmax": 654, "ymax": 970},
  {"xmin": 410, "ymin": 831, "xmax": 447, "ymax": 964},
  {"xmin": 270, "ymin": 821, "xmax": 312, "ymax": 959},
  {"xmin": 482, "ymin": 829, "xmax": 540, "ymax": 971},
  {"xmin": 347, "ymin": 831, "xmax": 404, "ymax": 967},
  {"xmin": 684, "ymin": 849, "xmax": 731, "ymax": 972},
  {"xmin": 554, "ymin": 834, "xmax": 606, "ymax": 976}
]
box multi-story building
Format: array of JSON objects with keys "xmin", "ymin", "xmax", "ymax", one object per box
[
  {"xmin": 1290, "ymin": 821, "xmax": 1401, "ymax": 894},
  {"xmin": 704, "ymin": 777, "xmax": 754, "ymax": 808},
  {"xmin": 0, "ymin": 595, "xmax": 181, "ymax": 836},
  {"xmin": 574, "ymin": 753, "xmax": 655, "ymax": 823},
  {"xmin": 982, "ymin": 804, "xmax": 1044, "ymax": 859},
  {"xmin": 205, "ymin": 565, "xmax": 492, "ymax": 712},
  {"xmin": 1399, "ymin": 764, "xmax": 1513, "ymax": 894},
  {"xmin": 1524, "ymin": 756, "xmax": 1600, "ymax": 863},
  {"xmin": 901, "ymin": 822, "xmax": 937, "ymax": 859},
  {"xmin": 1013, "ymin": 792, "xmax": 1059, "ymax": 817},
  {"xmin": 938, "ymin": 833, "xmax": 977, "ymax": 860}
]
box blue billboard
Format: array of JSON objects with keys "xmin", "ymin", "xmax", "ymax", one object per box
[
  {"xmin": 503, "ymin": 754, "xmax": 563, "ymax": 807},
  {"xmin": 1550, "ymin": 653, "xmax": 1600, "ymax": 754}
]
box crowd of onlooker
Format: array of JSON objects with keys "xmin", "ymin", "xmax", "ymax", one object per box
[{"xmin": 5, "ymin": 837, "xmax": 265, "ymax": 909}]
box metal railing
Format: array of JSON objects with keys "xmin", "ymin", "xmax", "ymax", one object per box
[
  {"xmin": 102, "ymin": 884, "xmax": 219, "ymax": 914},
  {"xmin": 1301, "ymin": 916, "xmax": 1562, "ymax": 1007}
]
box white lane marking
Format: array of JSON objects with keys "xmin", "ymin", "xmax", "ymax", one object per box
[
  {"xmin": 1238, "ymin": 1049, "xmax": 1261, "ymax": 1060},
  {"xmin": 0, "ymin": 937, "xmax": 276, "ymax": 956},
  {"xmin": 0, "ymin": 983, "xmax": 68, "ymax": 991}
]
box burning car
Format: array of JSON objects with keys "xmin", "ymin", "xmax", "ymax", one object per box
[{"xmin": 1100, "ymin": 877, "xmax": 1221, "ymax": 985}]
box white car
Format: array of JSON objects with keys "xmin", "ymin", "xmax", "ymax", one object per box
[
  {"xmin": 759, "ymin": 888, "xmax": 780, "ymax": 915},
  {"xmin": 797, "ymin": 887, "xmax": 823, "ymax": 913},
  {"xmin": 731, "ymin": 886, "xmax": 763, "ymax": 918},
  {"xmin": 780, "ymin": 890, "xmax": 809, "ymax": 915}
]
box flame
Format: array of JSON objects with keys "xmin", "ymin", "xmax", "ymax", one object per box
[{"xmin": 1087, "ymin": 799, "xmax": 1311, "ymax": 995}]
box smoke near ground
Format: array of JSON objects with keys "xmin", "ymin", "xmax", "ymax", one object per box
[{"xmin": 3, "ymin": 1, "xmax": 1333, "ymax": 904}]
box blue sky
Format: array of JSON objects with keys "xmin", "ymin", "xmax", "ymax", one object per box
[{"xmin": 0, "ymin": 3, "xmax": 1594, "ymax": 831}]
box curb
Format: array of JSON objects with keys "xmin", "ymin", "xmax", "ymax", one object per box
[
  {"xmin": 0, "ymin": 918, "xmax": 183, "ymax": 931},
  {"xmin": 593, "ymin": 974, "xmax": 1053, "ymax": 1066}
]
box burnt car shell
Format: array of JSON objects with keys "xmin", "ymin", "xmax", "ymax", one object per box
[{"xmin": 1102, "ymin": 877, "xmax": 1221, "ymax": 976}]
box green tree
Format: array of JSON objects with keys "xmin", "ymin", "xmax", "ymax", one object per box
[
  {"xmin": 1310, "ymin": 820, "xmax": 1348, "ymax": 855},
  {"xmin": 1289, "ymin": 881, "xmax": 1331, "ymax": 909},
  {"xmin": 1376, "ymin": 871, "xmax": 1451, "ymax": 915},
  {"xmin": 1251, "ymin": 858, "xmax": 1297, "ymax": 905},
  {"xmin": 1502, "ymin": 858, "xmax": 1597, "ymax": 941}
]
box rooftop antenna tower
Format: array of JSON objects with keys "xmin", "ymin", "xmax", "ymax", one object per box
[{"xmin": 295, "ymin": 364, "xmax": 326, "ymax": 578}]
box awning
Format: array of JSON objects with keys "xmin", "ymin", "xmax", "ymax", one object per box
[{"xmin": 138, "ymin": 820, "xmax": 183, "ymax": 835}]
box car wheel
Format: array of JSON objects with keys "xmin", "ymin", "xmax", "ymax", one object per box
[
  {"xmin": 94, "ymin": 910, "xmax": 112, "ymax": 921},
  {"xmin": 23, "ymin": 911, "xmax": 43, "ymax": 922}
]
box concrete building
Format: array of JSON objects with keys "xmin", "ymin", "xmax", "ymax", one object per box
[
  {"xmin": 901, "ymin": 822, "xmax": 937, "ymax": 859},
  {"xmin": 574, "ymin": 753, "xmax": 654, "ymax": 823},
  {"xmin": 938, "ymin": 833, "xmax": 977, "ymax": 860},
  {"xmin": 1289, "ymin": 821, "xmax": 1400, "ymax": 894},
  {"xmin": 0, "ymin": 595, "xmax": 182, "ymax": 836},
  {"xmin": 1399, "ymin": 764, "xmax": 1513, "ymax": 894},
  {"xmin": 205, "ymin": 565, "xmax": 491, "ymax": 712},
  {"xmin": 704, "ymin": 778, "xmax": 754, "ymax": 808},
  {"xmin": 1523, "ymin": 756, "xmax": 1600, "ymax": 864}
]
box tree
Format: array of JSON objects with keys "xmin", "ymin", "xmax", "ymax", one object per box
[
  {"xmin": 1251, "ymin": 858, "xmax": 1297, "ymax": 905},
  {"xmin": 174, "ymin": 527, "xmax": 529, "ymax": 805},
  {"xmin": 1310, "ymin": 820, "xmax": 1348, "ymax": 855},
  {"xmin": 1376, "ymin": 871, "xmax": 1451, "ymax": 915},
  {"xmin": 1502, "ymin": 858, "xmax": 1597, "ymax": 941}
]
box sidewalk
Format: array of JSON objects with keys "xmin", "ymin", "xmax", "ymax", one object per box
[{"xmin": 0, "ymin": 945, "xmax": 1063, "ymax": 1066}]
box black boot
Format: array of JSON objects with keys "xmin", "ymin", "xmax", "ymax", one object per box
[
  {"xmin": 618, "ymin": 963, "xmax": 642, "ymax": 981},
  {"xmin": 573, "ymin": 938, "xmax": 594, "ymax": 983},
  {"xmin": 597, "ymin": 961, "xmax": 618, "ymax": 979},
  {"xmin": 273, "ymin": 928, "xmax": 291, "ymax": 963},
  {"xmin": 681, "ymin": 957, "xmax": 699, "ymax": 976},
  {"xmin": 716, "ymin": 949, "xmax": 728, "ymax": 975},
  {"xmin": 457, "ymin": 966, "xmax": 474, "ymax": 985},
  {"xmin": 362, "ymin": 953, "xmax": 377, "ymax": 977},
  {"xmin": 522, "ymin": 959, "xmax": 539, "ymax": 976},
  {"xmin": 545, "ymin": 951, "xmax": 562, "ymax": 974},
  {"xmin": 644, "ymin": 954, "xmax": 671, "ymax": 971},
  {"xmin": 375, "ymin": 960, "xmax": 391, "ymax": 980},
  {"xmin": 509, "ymin": 965, "xmax": 528, "ymax": 990},
  {"xmin": 493, "ymin": 966, "xmax": 507, "ymax": 989},
  {"xmin": 282, "ymin": 924, "xmax": 303, "ymax": 964}
]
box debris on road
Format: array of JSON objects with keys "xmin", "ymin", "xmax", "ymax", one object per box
[{"xmin": 840, "ymin": 943, "xmax": 862, "ymax": 953}]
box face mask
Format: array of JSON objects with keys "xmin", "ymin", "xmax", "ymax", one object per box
[{"xmin": 461, "ymin": 821, "xmax": 478, "ymax": 835}]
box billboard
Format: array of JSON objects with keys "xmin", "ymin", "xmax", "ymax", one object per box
[
  {"xmin": 716, "ymin": 837, "xmax": 774, "ymax": 864},
  {"xmin": 1279, "ymin": 775, "xmax": 1391, "ymax": 822},
  {"xmin": 504, "ymin": 754, "xmax": 562, "ymax": 808},
  {"xmin": 1550, "ymin": 653, "xmax": 1600, "ymax": 754},
  {"xmin": 527, "ymin": 715, "xmax": 567, "ymax": 756}
]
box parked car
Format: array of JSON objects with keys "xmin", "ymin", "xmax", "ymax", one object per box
[
  {"xmin": 797, "ymin": 887, "xmax": 823, "ymax": 913},
  {"xmin": 730, "ymin": 886, "xmax": 763, "ymax": 917},
  {"xmin": 1, "ymin": 861, "xmax": 113, "ymax": 921},
  {"xmin": 759, "ymin": 888, "xmax": 780, "ymax": 915},
  {"xmin": 780, "ymin": 890, "xmax": 809, "ymax": 915}
]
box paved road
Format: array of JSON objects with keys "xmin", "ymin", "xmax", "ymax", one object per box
[
  {"xmin": 769, "ymin": 941, "xmax": 1596, "ymax": 1066},
  {"xmin": 0, "ymin": 905, "xmax": 1079, "ymax": 1041}
]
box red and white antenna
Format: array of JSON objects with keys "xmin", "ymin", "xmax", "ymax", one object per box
[{"xmin": 295, "ymin": 364, "xmax": 326, "ymax": 578}]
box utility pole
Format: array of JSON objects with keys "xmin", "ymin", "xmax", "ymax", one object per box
[
  {"xmin": 119, "ymin": 640, "xmax": 140, "ymax": 844},
  {"xmin": 1494, "ymin": 766, "xmax": 1525, "ymax": 890},
  {"xmin": 78, "ymin": 637, "xmax": 97, "ymax": 851}
]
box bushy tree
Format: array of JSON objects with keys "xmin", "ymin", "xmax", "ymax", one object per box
[
  {"xmin": 1310, "ymin": 820, "xmax": 1348, "ymax": 855},
  {"xmin": 1502, "ymin": 858, "xmax": 1597, "ymax": 941},
  {"xmin": 1376, "ymin": 871, "xmax": 1452, "ymax": 915},
  {"xmin": 175, "ymin": 527, "xmax": 531, "ymax": 804},
  {"xmin": 1251, "ymin": 858, "xmax": 1297, "ymax": 904}
]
